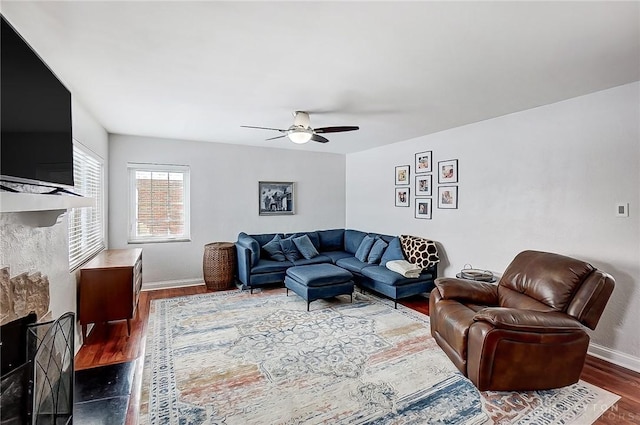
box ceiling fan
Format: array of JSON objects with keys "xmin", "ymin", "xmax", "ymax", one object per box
[{"xmin": 241, "ymin": 111, "xmax": 359, "ymax": 144}]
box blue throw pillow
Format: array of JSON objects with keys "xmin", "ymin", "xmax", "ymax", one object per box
[
  {"xmin": 293, "ymin": 234, "xmax": 319, "ymax": 260},
  {"xmin": 380, "ymin": 237, "xmax": 405, "ymax": 266},
  {"xmin": 354, "ymin": 235, "xmax": 376, "ymax": 262},
  {"xmin": 262, "ymin": 234, "xmax": 286, "ymax": 262},
  {"xmin": 367, "ymin": 238, "xmax": 388, "ymax": 264},
  {"xmin": 279, "ymin": 235, "xmax": 301, "ymax": 262}
]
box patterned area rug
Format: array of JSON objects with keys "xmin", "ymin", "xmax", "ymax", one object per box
[{"xmin": 140, "ymin": 289, "xmax": 618, "ymax": 424}]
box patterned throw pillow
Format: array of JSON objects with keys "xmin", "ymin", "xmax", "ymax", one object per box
[{"xmin": 399, "ymin": 235, "xmax": 439, "ymax": 269}]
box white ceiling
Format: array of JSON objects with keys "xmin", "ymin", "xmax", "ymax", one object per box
[{"xmin": 2, "ymin": 1, "xmax": 639, "ymax": 154}]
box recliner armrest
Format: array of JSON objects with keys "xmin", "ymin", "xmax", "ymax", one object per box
[
  {"xmin": 434, "ymin": 277, "xmax": 498, "ymax": 305},
  {"xmin": 473, "ymin": 308, "xmax": 585, "ymax": 333}
]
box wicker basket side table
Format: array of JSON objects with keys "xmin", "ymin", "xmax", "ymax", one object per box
[{"xmin": 203, "ymin": 242, "xmax": 236, "ymax": 291}]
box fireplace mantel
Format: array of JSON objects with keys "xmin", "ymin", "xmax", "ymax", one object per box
[{"xmin": 0, "ymin": 192, "xmax": 94, "ymax": 227}]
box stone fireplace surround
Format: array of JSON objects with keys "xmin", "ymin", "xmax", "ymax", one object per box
[{"xmin": 0, "ymin": 191, "xmax": 93, "ymax": 349}]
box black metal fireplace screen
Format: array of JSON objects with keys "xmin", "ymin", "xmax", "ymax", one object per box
[{"xmin": 1, "ymin": 312, "xmax": 75, "ymax": 425}]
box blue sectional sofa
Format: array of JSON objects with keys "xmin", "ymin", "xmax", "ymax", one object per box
[{"xmin": 235, "ymin": 229, "xmax": 437, "ymax": 307}]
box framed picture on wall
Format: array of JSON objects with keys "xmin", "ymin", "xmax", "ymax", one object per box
[
  {"xmin": 438, "ymin": 159, "xmax": 458, "ymax": 184},
  {"xmin": 415, "ymin": 174, "xmax": 432, "ymax": 196},
  {"xmin": 259, "ymin": 181, "xmax": 295, "ymax": 215},
  {"xmin": 415, "ymin": 198, "xmax": 432, "ymax": 219},
  {"xmin": 395, "ymin": 187, "xmax": 410, "ymax": 207},
  {"xmin": 438, "ymin": 186, "xmax": 458, "ymax": 209},
  {"xmin": 395, "ymin": 165, "xmax": 410, "ymax": 185},
  {"xmin": 415, "ymin": 151, "xmax": 432, "ymax": 174}
]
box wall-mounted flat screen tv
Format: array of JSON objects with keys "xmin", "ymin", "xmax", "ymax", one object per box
[{"xmin": 1, "ymin": 15, "xmax": 74, "ymax": 188}]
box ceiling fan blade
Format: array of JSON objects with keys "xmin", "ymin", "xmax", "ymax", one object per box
[
  {"xmin": 241, "ymin": 125, "xmax": 287, "ymax": 132},
  {"xmin": 310, "ymin": 134, "xmax": 330, "ymax": 143},
  {"xmin": 313, "ymin": 126, "xmax": 359, "ymax": 134},
  {"xmin": 265, "ymin": 134, "xmax": 287, "ymax": 141}
]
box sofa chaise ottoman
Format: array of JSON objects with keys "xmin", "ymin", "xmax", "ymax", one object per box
[
  {"xmin": 285, "ymin": 264, "xmax": 354, "ymax": 311},
  {"xmin": 236, "ymin": 229, "xmax": 438, "ymax": 307}
]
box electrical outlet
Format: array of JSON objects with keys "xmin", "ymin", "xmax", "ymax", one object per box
[{"xmin": 615, "ymin": 203, "xmax": 629, "ymax": 217}]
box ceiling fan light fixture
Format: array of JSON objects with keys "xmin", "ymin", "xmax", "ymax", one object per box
[{"xmin": 287, "ymin": 128, "xmax": 312, "ymax": 144}]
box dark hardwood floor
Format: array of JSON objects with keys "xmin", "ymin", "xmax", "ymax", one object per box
[{"xmin": 75, "ymin": 286, "xmax": 640, "ymax": 425}]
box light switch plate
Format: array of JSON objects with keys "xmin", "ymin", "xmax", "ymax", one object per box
[{"xmin": 616, "ymin": 203, "xmax": 629, "ymax": 217}]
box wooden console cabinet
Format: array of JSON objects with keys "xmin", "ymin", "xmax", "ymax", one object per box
[{"xmin": 79, "ymin": 248, "xmax": 142, "ymax": 340}]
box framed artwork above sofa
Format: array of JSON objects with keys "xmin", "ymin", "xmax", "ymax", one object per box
[{"xmin": 259, "ymin": 181, "xmax": 295, "ymax": 215}]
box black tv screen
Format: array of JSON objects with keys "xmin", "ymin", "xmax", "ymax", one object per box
[{"xmin": 1, "ymin": 15, "xmax": 74, "ymax": 188}]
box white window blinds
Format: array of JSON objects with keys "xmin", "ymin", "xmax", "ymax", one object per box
[
  {"xmin": 128, "ymin": 163, "xmax": 190, "ymax": 243},
  {"xmin": 69, "ymin": 143, "xmax": 105, "ymax": 270}
]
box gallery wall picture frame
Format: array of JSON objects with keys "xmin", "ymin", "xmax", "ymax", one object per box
[
  {"xmin": 395, "ymin": 165, "xmax": 410, "ymax": 185},
  {"xmin": 415, "ymin": 198, "xmax": 432, "ymax": 219},
  {"xmin": 395, "ymin": 187, "xmax": 410, "ymax": 207},
  {"xmin": 415, "ymin": 174, "xmax": 432, "ymax": 196},
  {"xmin": 438, "ymin": 186, "xmax": 458, "ymax": 209},
  {"xmin": 438, "ymin": 159, "xmax": 458, "ymax": 184},
  {"xmin": 259, "ymin": 181, "xmax": 295, "ymax": 215},
  {"xmin": 415, "ymin": 151, "xmax": 432, "ymax": 174}
]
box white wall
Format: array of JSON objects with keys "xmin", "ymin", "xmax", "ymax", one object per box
[
  {"xmin": 108, "ymin": 135, "xmax": 346, "ymax": 287},
  {"xmin": 346, "ymin": 82, "xmax": 640, "ymax": 368}
]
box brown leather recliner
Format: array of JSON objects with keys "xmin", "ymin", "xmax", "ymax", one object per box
[{"xmin": 429, "ymin": 250, "xmax": 614, "ymax": 391}]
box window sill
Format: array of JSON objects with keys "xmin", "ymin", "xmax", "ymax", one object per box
[{"xmin": 128, "ymin": 238, "xmax": 191, "ymax": 244}]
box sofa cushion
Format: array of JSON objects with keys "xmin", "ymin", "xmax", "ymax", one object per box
[
  {"xmin": 354, "ymin": 235, "xmax": 376, "ymax": 262},
  {"xmin": 362, "ymin": 266, "xmax": 434, "ymax": 286},
  {"xmin": 367, "ymin": 238, "xmax": 388, "ymax": 264},
  {"xmin": 293, "ymin": 234, "xmax": 320, "ymax": 259},
  {"xmin": 336, "ymin": 256, "xmax": 373, "ymax": 274},
  {"xmin": 252, "ymin": 259, "xmax": 292, "ymax": 274},
  {"xmin": 321, "ymin": 251, "xmax": 353, "ymax": 264},
  {"xmin": 291, "ymin": 255, "xmax": 332, "ymax": 266},
  {"xmin": 344, "ymin": 229, "xmax": 368, "ymax": 254},
  {"xmin": 380, "ymin": 237, "xmax": 405, "ymax": 266},
  {"xmin": 279, "ymin": 235, "xmax": 302, "ymax": 262},
  {"xmin": 400, "ymin": 235, "xmax": 440, "ymax": 268},
  {"xmin": 262, "ymin": 234, "xmax": 287, "ymax": 262},
  {"xmin": 317, "ymin": 229, "xmax": 344, "ymax": 251}
]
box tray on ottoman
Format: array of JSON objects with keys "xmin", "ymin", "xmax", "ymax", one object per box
[{"xmin": 285, "ymin": 264, "xmax": 354, "ymax": 311}]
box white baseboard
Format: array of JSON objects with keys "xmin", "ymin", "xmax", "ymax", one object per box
[
  {"xmin": 142, "ymin": 278, "xmax": 205, "ymax": 291},
  {"xmin": 588, "ymin": 342, "xmax": 640, "ymax": 373}
]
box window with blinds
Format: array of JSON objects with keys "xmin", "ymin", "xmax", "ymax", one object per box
[
  {"xmin": 69, "ymin": 143, "xmax": 105, "ymax": 271},
  {"xmin": 128, "ymin": 163, "xmax": 190, "ymax": 243}
]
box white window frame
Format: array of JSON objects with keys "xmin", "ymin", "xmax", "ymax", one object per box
[
  {"xmin": 128, "ymin": 163, "xmax": 191, "ymax": 244},
  {"xmin": 69, "ymin": 142, "xmax": 105, "ymax": 271}
]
